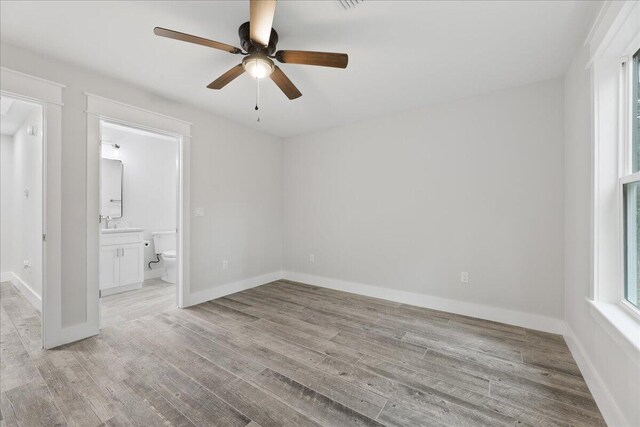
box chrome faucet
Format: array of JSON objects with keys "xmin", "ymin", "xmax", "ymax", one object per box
[{"xmin": 102, "ymin": 215, "xmax": 113, "ymax": 229}]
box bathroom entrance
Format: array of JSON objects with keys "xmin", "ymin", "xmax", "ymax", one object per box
[{"xmin": 98, "ymin": 121, "xmax": 180, "ymax": 327}]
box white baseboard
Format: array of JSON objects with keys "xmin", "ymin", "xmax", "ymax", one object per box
[
  {"xmin": 563, "ymin": 322, "xmax": 629, "ymax": 427},
  {"xmin": 100, "ymin": 282, "xmax": 143, "ymax": 297},
  {"xmin": 281, "ymin": 271, "xmax": 564, "ymax": 334},
  {"xmin": 1, "ymin": 271, "xmax": 42, "ymax": 312},
  {"xmin": 144, "ymin": 268, "xmax": 164, "ymax": 280},
  {"xmin": 187, "ymin": 271, "xmax": 283, "ymax": 307}
]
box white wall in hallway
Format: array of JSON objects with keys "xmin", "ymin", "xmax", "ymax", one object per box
[
  {"xmin": 283, "ymin": 78, "xmax": 565, "ymax": 322},
  {"xmin": 0, "ymin": 104, "xmax": 43, "ymax": 299}
]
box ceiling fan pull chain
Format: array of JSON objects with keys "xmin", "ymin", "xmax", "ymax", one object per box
[{"xmin": 255, "ymin": 74, "xmax": 261, "ymax": 122}]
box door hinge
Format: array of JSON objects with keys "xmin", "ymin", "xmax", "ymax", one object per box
[
  {"xmin": 99, "ymin": 289, "xmax": 102, "ymax": 298},
  {"xmin": 42, "ymin": 233, "xmax": 46, "ymax": 242}
]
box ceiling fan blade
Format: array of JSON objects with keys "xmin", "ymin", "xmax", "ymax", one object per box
[
  {"xmin": 275, "ymin": 50, "xmax": 348, "ymax": 69},
  {"xmin": 270, "ymin": 66, "xmax": 302, "ymax": 100},
  {"xmin": 154, "ymin": 27, "xmax": 241, "ymax": 54},
  {"xmin": 250, "ymin": 0, "xmax": 277, "ymax": 47},
  {"xmin": 207, "ymin": 64, "xmax": 245, "ymax": 89}
]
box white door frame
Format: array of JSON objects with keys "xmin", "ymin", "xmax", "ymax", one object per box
[
  {"xmin": 0, "ymin": 67, "xmax": 64, "ymax": 349},
  {"xmin": 86, "ymin": 94, "xmax": 191, "ymax": 332}
]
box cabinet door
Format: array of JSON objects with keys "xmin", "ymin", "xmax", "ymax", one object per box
[
  {"xmin": 119, "ymin": 244, "xmax": 144, "ymax": 286},
  {"xmin": 99, "ymin": 246, "xmax": 119, "ymax": 290}
]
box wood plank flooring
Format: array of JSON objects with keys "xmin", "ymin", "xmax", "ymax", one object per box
[
  {"xmin": 100, "ymin": 278, "xmax": 175, "ymax": 327},
  {"xmin": 0, "ymin": 279, "xmax": 605, "ymax": 426}
]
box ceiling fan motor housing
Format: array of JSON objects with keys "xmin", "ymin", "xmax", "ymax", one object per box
[{"xmin": 238, "ymin": 21, "xmax": 278, "ymax": 55}]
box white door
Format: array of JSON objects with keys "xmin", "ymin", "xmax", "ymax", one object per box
[
  {"xmin": 119, "ymin": 244, "xmax": 143, "ymax": 286},
  {"xmin": 99, "ymin": 246, "xmax": 119, "ymax": 290}
]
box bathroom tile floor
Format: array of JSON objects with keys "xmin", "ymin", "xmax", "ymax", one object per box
[{"xmin": 0, "ymin": 279, "xmax": 605, "ymax": 426}]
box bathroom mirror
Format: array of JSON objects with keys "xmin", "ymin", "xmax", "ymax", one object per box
[{"xmin": 101, "ymin": 158, "xmax": 123, "ymax": 219}]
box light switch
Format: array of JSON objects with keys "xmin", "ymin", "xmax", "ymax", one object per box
[{"xmin": 194, "ymin": 208, "xmax": 204, "ymax": 217}]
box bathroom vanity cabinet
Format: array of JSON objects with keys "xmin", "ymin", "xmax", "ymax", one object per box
[{"xmin": 100, "ymin": 229, "xmax": 144, "ymax": 296}]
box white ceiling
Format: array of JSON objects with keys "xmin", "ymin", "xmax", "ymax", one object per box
[
  {"xmin": 0, "ymin": 1, "xmax": 600, "ymax": 138},
  {"xmin": 0, "ymin": 96, "xmax": 40, "ymax": 136}
]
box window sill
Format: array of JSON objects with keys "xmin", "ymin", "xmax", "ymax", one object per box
[{"xmin": 587, "ymin": 298, "xmax": 640, "ymax": 364}]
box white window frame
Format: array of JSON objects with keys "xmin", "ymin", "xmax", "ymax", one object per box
[
  {"xmin": 587, "ymin": 0, "xmax": 640, "ymax": 364},
  {"xmin": 619, "ymin": 49, "xmax": 640, "ymax": 320}
]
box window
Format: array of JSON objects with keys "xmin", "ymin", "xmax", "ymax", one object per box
[{"xmin": 623, "ymin": 49, "xmax": 640, "ymax": 310}]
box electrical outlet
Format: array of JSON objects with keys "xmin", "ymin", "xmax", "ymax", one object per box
[
  {"xmin": 194, "ymin": 207, "xmax": 204, "ymax": 217},
  {"xmin": 460, "ymin": 272, "xmax": 469, "ymax": 283},
  {"xmin": 222, "ymin": 259, "xmax": 229, "ymax": 270},
  {"xmin": 309, "ymin": 254, "xmax": 315, "ymax": 263},
  {"xmin": 23, "ymin": 260, "xmax": 31, "ymax": 269}
]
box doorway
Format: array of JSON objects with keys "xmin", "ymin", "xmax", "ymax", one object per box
[
  {"xmin": 86, "ymin": 93, "xmax": 191, "ymax": 339},
  {"xmin": 98, "ymin": 121, "xmax": 180, "ymax": 327},
  {"xmin": 0, "ymin": 95, "xmax": 45, "ymax": 346}
]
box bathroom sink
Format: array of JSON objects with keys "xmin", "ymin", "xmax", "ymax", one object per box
[{"xmin": 101, "ymin": 227, "xmax": 143, "ymax": 234}]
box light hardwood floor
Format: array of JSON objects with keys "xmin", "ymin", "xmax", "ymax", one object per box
[{"xmin": 0, "ymin": 279, "xmax": 605, "ymax": 426}]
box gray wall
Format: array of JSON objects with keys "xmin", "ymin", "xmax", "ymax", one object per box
[{"xmin": 283, "ymin": 79, "xmax": 565, "ymax": 320}]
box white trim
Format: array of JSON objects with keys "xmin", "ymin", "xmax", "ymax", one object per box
[
  {"xmin": 282, "ymin": 271, "xmax": 564, "ymax": 334},
  {"xmin": 0, "ymin": 67, "xmax": 64, "ymax": 105},
  {"xmin": 589, "ymin": 1, "xmax": 640, "ymax": 307},
  {"xmin": 102, "ymin": 121, "xmax": 179, "ymax": 142},
  {"xmin": 187, "ymin": 271, "xmax": 283, "ymax": 307},
  {"xmin": 0, "ymin": 67, "xmax": 65, "ymax": 89},
  {"xmin": 587, "ymin": 1, "xmax": 638, "ymax": 65},
  {"xmin": 563, "ymin": 322, "xmax": 630, "ymax": 427},
  {"xmin": 584, "ymin": 1, "xmax": 613, "ymax": 48},
  {"xmin": 85, "ymin": 93, "xmax": 192, "ymax": 135},
  {"xmin": 587, "ymin": 298, "xmax": 640, "ymax": 363},
  {"xmin": 620, "ymin": 56, "xmax": 633, "ymax": 177},
  {"xmin": 620, "ymin": 298, "xmax": 640, "ymax": 323},
  {"xmin": 0, "ymin": 67, "xmax": 63, "ymax": 350},
  {"xmin": 0, "ymin": 272, "xmax": 42, "ymax": 312},
  {"xmin": 85, "ymin": 93, "xmax": 192, "ymax": 335},
  {"xmin": 100, "ymin": 282, "xmax": 143, "ymax": 297},
  {"xmin": 620, "ymin": 171, "xmax": 640, "ymax": 184}
]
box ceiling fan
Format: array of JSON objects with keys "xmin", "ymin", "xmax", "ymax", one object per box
[{"xmin": 154, "ymin": 0, "xmax": 349, "ymax": 100}]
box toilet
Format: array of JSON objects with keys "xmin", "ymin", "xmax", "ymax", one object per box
[{"xmin": 152, "ymin": 231, "xmax": 177, "ymax": 284}]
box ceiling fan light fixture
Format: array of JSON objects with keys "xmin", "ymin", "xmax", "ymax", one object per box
[
  {"xmin": 155, "ymin": 0, "xmax": 348, "ymax": 100},
  {"xmin": 242, "ymin": 54, "xmax": 275, "ymax": 79}
]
